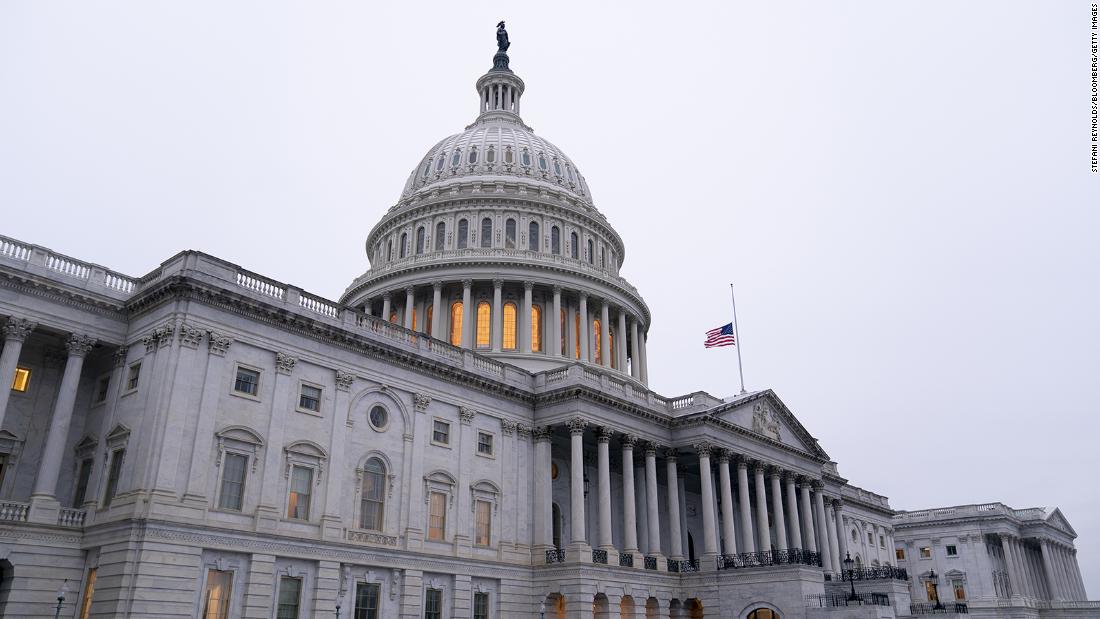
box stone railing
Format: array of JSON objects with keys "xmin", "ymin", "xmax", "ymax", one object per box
[
  {"xmin": 718, "ymin": 548, "xmax": 821, "ymax": 570},
  {"xmin": 618, "ymin": 553, "xmax": 634, "ymax": 567},
  {"xmin": 592, "ymin": 549, "xmax": 607, "ymax": 564},
  {"xmin": 345, "ymin": 530, "xmax": 398, "ymax": 546},
  {"xmin": 0, "ymin": 234, "xmax": 140, "ymax": 299},
  {"xmin": 894, "ymin": 503, "xmax": 1013, "ymax": 524},
  {"xmin": 545, "ymin": 548, "xmax": 566, "ymax": 564},
  {"xmin": 0, "ymin": 500, "xmax": 28, "ymax": 522},
  {"xmin": 824, "ymin": 565, "xmax": 908, "ymax": 582},
  {"xmin": 58, "ymin": 508, "xmax": 86, "ymax": 528},
  {"xmin": 841, "ymin": 485, "xmax": 892, "ymax": 510},
  {"xmin": 667, "ymin": 559, "xmax": 698, "ymax": 573}
]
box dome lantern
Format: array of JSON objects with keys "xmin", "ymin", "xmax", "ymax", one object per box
[{"xmin": 476, "ymin": 21, "xmax": 526, "ymax": 124}]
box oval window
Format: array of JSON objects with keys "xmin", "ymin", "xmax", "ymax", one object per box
[
  {"xmin": 436, "ymin": 155, "xmax": 446, "ymax": 171},
  {"xmin": 451, "ymin": 150, "xmax": 462, "ymax": 167},
  {"xmin": 468, "ymin": 147, "xmax": 478, "ymax": 164},
  {"xmin": 504, "ymin": 147, "xmax": 514, "ymax": 164},
  {"xmin": 521, "ymin": 149, "xmax": 531, "ymax": 167},
  {"xmin": 538, "ymin": 154, "xmax": 548, "ymax": 170},
  {"xmin": 369, "ymin": 405, "xmax": 388, "ymax": 429},
  {"xmin": 486, "ymin": 146, "xmax": 496, "ymax": 163}
]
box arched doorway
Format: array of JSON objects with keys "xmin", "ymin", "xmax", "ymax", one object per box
[
  {"xmin": 545, "ymin": 593, "xmax": 566, "ymax": 619},
  {"xmin": 645, "ymin": 597, "xmax": 660, "ymax": 619},
  {"xmin": 620, "ymin": 595, "xmax": 636, "ymax": 619},
  {"xmin": 593, "ymin": 593, "xmax": 610, "ymax": 619},
  {"xmin": 686, "ymin": 598, "xmax": 704, "ymax": 618},
  {"xmin": 746, "ymin": 609, "xmax": 780, "ymax": 619}
]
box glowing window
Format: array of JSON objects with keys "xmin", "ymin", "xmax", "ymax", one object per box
[
  {"xmin": 531, "ymin": 305, "xmax": 542, "ymax": 352},
  {"xmin": 593, "ymin": 319, "xmax": 602, "ymax": 363},
  {"xmin": 529, "ymin": 222, "xmax": 539, "ymax": 251},
  {"xmin": 450, "ymin": 302, "xmax": 463, "ymax": 346},
  {"xmin": 476, "ymin": 301, "xmax": 491, "ymax": 348},
  {"xmin": 202, "ymin": 568, "xmax": 231, "ymax": 619},
  {"xmin": 411, "ymin": 308, "xmax": 418, "ymax": 331},
  {"xmin": 503, "ymin": 302, "xmax": 517, "ymax": 350},
  {"xmin": 574, "ymin": 313, "xmax": 581, "ymax": 358},
  {"xmin": 551, "ymin": 226, "xmax": 560, "ymax": 254},
  {"xmin": 746, "ymin": 610, "xmax": 779, "ymax": 619},
  {"xmin": 896, "ymin": 548, "xmax": 905, "ymax": 561},
  {"xmin": 435, "ymin": 222, "xmax": 445, "ymax": 250},
  {"xmin": 475, "ymin": 499, "xmax": 492, "ymax": 546},
  {"xmin": 609, "ymin": 328, "xmax": 614, "ymax": 366},
  {"xmin": 286, "ymin": 465, "xmax": 312, "ymax": 520},
  {"xmin": 426, "ymin": 305, "xmax": 434, "ymax": 336},
  {"xmin": 480, "ymin": 218, "xmax": 492, "ymax": 248},
  {"xmin": 389, "ymin": 312, "xmax": 398, "ymax": 324},
  {"xmin": 11, "ymin": 367, "xmax": 30, "ymax": 392},
  {"xmin": 457, "ymin": 219, "xmax": 468, "ymax": 249},
  {"xmin": 505, "ymin": 219, "xmax": 516, "ymax": 249},
  {"xmin": 428, "ymin": 492, "xmax": 447, "ymax": 541}
]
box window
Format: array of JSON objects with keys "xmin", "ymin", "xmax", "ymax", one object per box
[
  {"xmin": 298, "ymin": 384, "xmax": 321, "ymax": 413},
  {"xmin": 896, "ymin": 548, "xmax": 905, "ymax": 561},
  {"xmin": 277, "ymin": 577, "xmax": 303, "ymax": 619},
  {"xmin": 531, "ymin": 305, "xmax": 542, "ymax": 352},
  {"xmin": 435, "ymin": 153, "xmax": 446, "ymax": 171},
  {"xmin": 566, "ymin": 164, "xmax": 575, "ymax": 182},
  {"xmin": 399, "ymin": 233, "xmax": 408, "ymax": 258},
  {"xmin": 477, "ymin": 432, "xmax": 494, "ymax": 456},
  {"xmin": 126, "ymin": 362, "xmax": 141, "ymax": 391},
  {"xmin": 520, "ymin": 148, "xmax": 531, "ymax": 167},
  {"xmin": 426, "ymin": 306, "xmax": 434, "ymax": 336},
  {"xmin": 103, "ymin": 448, "xmax": 125, "ymax": 507},
  {"xmin": 601, "ymin": 247, "xmax": 605, "ymax": 268},
  {"xmin": 422, "ymin": 158, "xmax": 432, "ymax": 178},
  {"xmin": 234, "ymin": 367, "xmax": 260, "ymax": 397},
  {"xmin": 475, "ymin": 499, "xmax": 491, "ymax": 546},
  {"xmin": 502, "ymin": 302, "xmax": 517, "ymax": 350},
  {"xmin": 435, "ymin": 222, "xmax": 445, "ymax": 251},
  {"xmin": 946, "ymin": 544, "xmax": 958, "ymax": 556},
  {"xmin": 72, "ymin": 458, "xmax": 93, "ymax": 507},
  {"xmin": 467, "ymin": 147, "xmax": 478, "ymax": 164},
  {"xmin": 386, "ymin": 240, "xmax": 393, "ymax": 262},
  {"xmin": 880, "ymin": 535, "xmax": 886, "ymax": 548},
  {"xmin": 504, "ymin": 146, "xmax": 513, "ymax": 164},
  {"xmin": 560, "ymin": 309, "xmax": 566, "ymax": 356},
  {"xmin": 570, "ymin": 232, "xmax": 578, "ymax": 259},
  {"xmin": 359, "ymin": 457, "xmax": 386, "ymax": 531},
  {"xmin": 587, "ymin": 239, "xmax": 594, "ymax": 264},
  {"xmin": 919, "ymin": 546, "xmax": 932, "ymax": 559},
  {"xmin": 529, "ymin": 221, "xmax": 539, "ymax": 251},
  {"xmin": 355, "ymin": 582, "xmax": 380, "ymax": 619},
  {"xmin": 952, "ymin": 579, "xmax": 966, "ymax": 601},
  {"xmin": 202, "ymin": 569, "xmax": 233, "ymax": 619},
  {"xmin": 432, "ymin": 420, "xmax": 451, "ymax": 446},
  {"xmin": 451, "ymin": 149, "xmax": 461, "ymax": 167},
  {"xmin": 746, "ymin": 610, "xmax": 779, "ymax": 619},
  {"xmin": 457, "ymin": 219, "xmax": 468, "ymax": 249},
  {"xmin": 480, "ymin": 218, "xmax": 492, "ymax": 248},
  {"xmin": 925, "ymin": 581, "xmax": 938, "ymax": 603},
  {"xmin": 486, "ymin": 146, "xmax": 496, "ymax": 163},
  {"xmin": 473, "ymin": 592, "xmax": 489, "ymax": 619},
  {"xmin": 476, "ymin": 301, "xmax": 491, "ymax": 348},
  {"xmin": 218, "ymin": 453, "xmax": 248, "ymax": 511},
  {"xmin": 851, "ymin": 530, "xmax": 858, "ymax": 542},
  {"xmin": 92, "ymin": 375, "xmax": 110, "ymax": 404},
  {"xmin": 505, "ymin": 218, "xmax": 516, "ymax": 248},
  {"xmin": 553, "ymin": 159, "xmax": 562, "ymax": 176},
  {"xmin": 608, "ymin": 329, "xmax": 614, "ymax": 367},
  {"xmin": 868, "ymin": 531, "xmax": 874, "ymax": 545},
  {"xmin": 286, "ymin": 466, "xmax": 313, "ymax": 520},
  {"xmin": 551, "ymin": 226, "xmax": 560, "ymax": 254},
  {"xmin": 574, "ymin": 313, "xmax": 581, "ymax": 359},
  {"xmin": 428, "ymin": 492, "xmax": 447, "ymax": 541},
  {"xmin": 389, "ymin": 312, "xmax": 398, "ymax": 324},
  {"xmin": 537, "ymin": 153, "xmax": 548, "ymax": 170},
  {"xmin": 368, "ymin": 405, "xmax": 388, "ymax": 430},
  {"xmin": 415, "ymin": 227, "xmax": 425, "ymax": 254},
  {"xmin": 78, "ymin": 567, "xmax": 96, "ymax": 619},
  {"xmin": 10, "ymin": 367, "xmax": 30, "ymax": 392},
  {"xmin": 449, "ymin": 302, "xmax": 463, "ymax": 346},
  {"xmin": 593, "ymin": 319, "xmax": 602, "ymax": 364}
]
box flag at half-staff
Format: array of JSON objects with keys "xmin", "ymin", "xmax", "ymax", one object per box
[{"xmin": 704, "ymin": 323, "xmax": 736, "ymax": 348}]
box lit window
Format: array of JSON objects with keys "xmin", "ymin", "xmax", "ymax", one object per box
[
  {"xmin": 551, "ymin": 226, "xmax": 560, "ymax": 254},
  {"xmin": 457, "ymin": 219, "xmax": 468, "ymax": 249},
  {"xmin": 286, "ymin": 466, "xmax": 312, "ymax": 520},
  {"xmin": 93, "ymin": 375, "xmax": 110, "ymax": 404},
  {"xmin": 389, "ymin": 312, "xmax": 398, "ymax": 324},
  {"xmin": 400, "ymin": 233, "xmax": 407, "ymax": 258},
  {"xmin": 298, "ymin": 384, "xmax": 321, "ymax": 412},
  {"xmin": 570, "ymin": 232, "xmax": 578, "ymax": 259},
  {"xmin": 234, "ymin": 367, "xmax": 260, "ymax": 396},
  {"xmin": 369, "ymin": 405, "xmax": 388, "ymax": 430},
  {"xmin": 502, "ymin": 303, "xmax": 517, "ymax": 350},
  {"xmin": 412, "ymin": 309, "xmax": 418, "ymax": 332},
  {"xmin": 505, "ymin": 218, "xmax": 516, "ymax": 249},
  {"xmin": 475, "ymin": 499, "xmax": 491, "ymax": 546},
  {"xmin": 360, "ymin": 457, "xmax": 386, "ymax": 531},
  {"xmin": 480, "ymin": 218, "xmax": 492, "ymax": 248},
  {"xmin": 435, "ymin": 222, "xmax": 445, "ymax": 251},
  {"xmin": 450, "ymin": 302, "xmax": 463, "ymax": 346},
  {"xmin": 10, "ymin": 367, "xmax": 30, "ymax": 392},
  {"xmin": 72, "ymin": 458, "xmax": 93, "ymax": 507},
  {"xmin": 477, "ymin": 432, "xmax": 494, "ymax": 456},
  {"xmin": 746, "ymin": 610, "xmax": 778, "ymax": 619},
  {"xmin": 426, "ymin": 305, "xmax": 433, "ymax": 336},
  {"xmin": 202, "ymin": 568, "xmax": 233, "ymax": 619},
  {"xmin": 529, "ymin": 221, "xmax": 539, "ymax": 251},
  {"xmin": 218, "ymin": 453, "xmax": 248, "ymax": 511},
  {"xmin": 473, "ymin": 592, "xmax": 489, "ymax": 619},
  {"xmin": 574, "ymin": 313, "xmax": 581, "ymax": 359},
  {"xmin": 476, "ymin": 301, "xmax": 491, "ymax": 348},
  {"xmin": 428, "ymin": 492, "xmax": 447, "ymax": 541},
  {"xmin": 896, "ymin": 548, "xmax": 905, "ymax": 561},
  {"xmin": 946, "ymin": 544, "xmax": 958, "ymax": 557},
  {"xmin": 78, "ymin": 567, "xmax": 97, "ymax": 619},
  {"xmin": 593, "ymin": 319, "xmax": 602, "ymax": 364},
  {"xmin": 415, "ymin": 227, "xmax": 425, "ymax": 254},
  {"xmin": 919, "ymin": 546, "xmax": 931, "ymax": 559},
  {"xmin": 952, "ymin": 579, "xmax": 966, "ymax": 601},
  {"xmin": 277, "ymin": 576, "xmax": 302, "ymax": 619},
  {"xmin": 126, "ymin": 362, "xmax": 141, "ymax": 391},
  {"xmin": 432, "ymin": 420, "xmax": 451, "ymax": 445},
  {"xmin": 531, "ymin": 305, "xmax": 542, "ymax": 352},
  {"xmin": 355, "ymin": 582, "xmax": 380, "ymax": 619},
  {"xmin": 103, "ymin": 448, "xmax": 125, "ymax": 507}
]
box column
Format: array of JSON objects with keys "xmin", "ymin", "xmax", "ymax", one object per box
[
  {"xmin": 578, "ymin": 293, "xmax": 590, "ymax": 362},
  {"xmin": 183, "ymin": 333, "xmax": 233, "ymax": 503},
  {"xmin": 769, "ymin": 469, "xmax": 788, "ymax": 551},
  {"xmin": 599, "ymin": 303, "xmax": 611, "ymax": 368},
  {"xmin": 491, "ymin": 279, "xmax": 503, "ymax": 352},
  {"xmin": 461, "ymin": 280, "xmax": 473, "ymax": 348},
  {"xmin": 800, "ymin": 479, "xmax": 817, "ymax": 552},
  {"xmin": 596, "ymin": 428, "xmax": 614, "ymax": 551},
  {"xmin": 1055, "ymin": 545, "xmax": 1074, "ymax": 599},
  {"xmin": 616, "ymin": 309, "xmax": 627, "ymax": 372},
  {"xmin": 403, "ymin": 286, "xmax": 415, "ymax": 329},
  {"xmin": 736, "ymin": 459, "xmax": 755, "ymax": 553},
  {"xmin": 0, "ymin": 318, "xmax": 35, "ymax": 430},
  {"xmin": 1001, "ymin": 534, "xmax": 1022, "ymax": 598},
  {"xmin": 753, "ymin": 464, "xmax": 770, "ymax": 552},
  {"xmin": 666, "ymin": 450, "xmax": 683, "ymax": 560},
  {"xmin": 532, "ymin": 428, "xmax": 553, "ymax": 549},
  {"xmin": 431, "ymin": 282, "xmax": 443, "ymax": 337},
  {"xmin": 551, "ymin": 286, "xmax": 562, "ymax": 358},
  {"xmin": 363, "ymin": 298, "xmax": 372, "ymax": 316},
  {"xmin": 834, "ymin": 501, "xmax": 848, "ymax": 564},
  {"xmin": 381, "ymin": 293, "xmax": 392, "ymax": 322},
  {"xmin": 644, "ymin": 443, "xmax": 662, "ymax": 557},
  {"xmin": 784, "ymin": 474, "xmax": 803, "ymax": 550},
  {"xmin": 1070, "ymin": 549, "xmax": 1087, "ymax": 600},
  {"xmin": 620, "ymin": 435, "xmax": 639, "ymax": 555},
  {"xmin": 321, "ymin": 371, "xmax": 354, "ymax": 539},
  {"xmin": 629, "ymin": 319, "xmax": 641, "ymax": 379},
  {"xmin": 522, "ymin": 281, "xmax": 533, "ymax": 353},
  {"xmin": 813, "ymin": 483, "xmax": 831, "ymax": 570},
  {"xmin": 825, "ymin": 501, "xmax": 841, "ymax": 573},
  {"xmin": 567, "ymin": 417, "xmax": 588, "ymax": 548},
  {"xmin": 695, "ymin": 443, "xmax": 718, "ymax": 560},
  {"xmin": 1016, "ymin": 539, "xmax": 1035, "ymax": 598},
  {"xmin": 638, "ymin": 331, "xmax": 649, "ymax": 384},
  {"xmin": 1040, "ymin": 540, "xmax": 1062, "ymax": 600},
  {"xmin": 30, "ymin": 334, "xmax": 96, "ymax": 510},
  {"xmin": 717, "ymin": 451, "xmax": 737, "ymax": 555}
]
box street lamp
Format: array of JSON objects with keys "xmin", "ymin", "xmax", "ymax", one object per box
[
  {"xmin": 539, "ymin": 600, "xmax": 546, "ymax": 619},
  {"xmin": 928, "ymin": 568, "xmax": 944, "ymax": 611},
  {"xmin": 53, "ymin": 579, "xmax": 69, "ymax": 619},
  {"xmin": 842, "ymin": 552, "xmax": 859, "ymax": 603},
  {"xmin": 335, "ymin": 602, "xmax": 341, "ymax": 619}
]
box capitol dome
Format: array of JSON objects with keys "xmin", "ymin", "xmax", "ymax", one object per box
[{"xmin": 342, "ymin": 31, "xmax": 651, "ymax": 381}]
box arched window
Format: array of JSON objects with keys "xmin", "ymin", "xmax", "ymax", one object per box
[
  {"xmin": 450, "ymin": 302, "xmax": 463, "ymax": 346},
  {"xmin": 537, "ymin": 153, "xmax": 548, "ymax": 170},
  {"xmin": 746, "ymin": 610, "xmax": 780, "ymax": 619},
  {"xmin": 600, "ymin": 247, "xmax": 606, "ymax": 268},
  {"xmin": 505, "ymin": 219, "xmax": 516, "ymax": 249},
  {"xmin": 399, "ymin": 233, "xmax": 408, "ymax": 259},
  {"xmin": 531, "ymin": 305, "xmax": 542, "ymax": 352},
  {"xmin": 593, "ymin": 319, "xmax": 602, "ymax": 364},
  {"xmin": 587, "ymin": 239, "xmax": 594, "ymax": 264},
  {"xmin": 435, "ymin": 222, "xmax": 445, "ymax": 251},
  {"xmin": 467, "ymin": 147, "xmax": 478, "ymax": 164},
  {"xmin": 481, "ymin": 218, "xmax": 492, "ymax": 248},
  {"xmin": 426, "ymin": 305, "xmax": 433, "ymax": 336},
  {"xmin": 457, "ymin": 219, "xmax": 468, "ymax": 249},
  {"xmin": 529, "ymin": 222, "xmax": 539, "ymax": 251},
  {"xmin": 551, "ymin": 226, "xmax": 560, "ymax": 254},
  {"xmin": 415, "ymin": 227, "xmax": 425, "ymax": 254},
  {"xmin": 359, "ymin": 457, "xmax": 386, "ymax": 531},
  {"xmin": 386, "ymin": 240, "xmax": 393, "ymax": 262},
  {"xmin": 476, "ymin": 301, "xmax": 491, "ymax": 348},
  {"xmin": 570, "ymin": 232, "xmax": 579, "ymax": 259},
  {"xmin": 503, "ymin": 302, "xmax": 518, "ymax": 350}
]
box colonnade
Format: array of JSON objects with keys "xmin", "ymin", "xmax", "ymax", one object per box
[{"xmin": 1002, "ymin": 534, "xmax": 1090, "ymax": 601}]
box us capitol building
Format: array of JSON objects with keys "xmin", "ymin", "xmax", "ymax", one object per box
[{"xmin": 0, "ymin": 25, "xmax": 1092, "ymax": 619}]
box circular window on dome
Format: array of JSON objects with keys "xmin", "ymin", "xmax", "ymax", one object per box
[{"xmin": 368, "ymin": 405, "xmax": 389, "ymax": 431}]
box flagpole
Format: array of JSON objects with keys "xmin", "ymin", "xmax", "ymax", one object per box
[{"xmin": 730, "ymin": 283, "xmax": 746, "ymax": 394}]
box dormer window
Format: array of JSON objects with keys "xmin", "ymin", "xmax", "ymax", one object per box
[
  {"xmin": 486, "ymin": 146, "xmax": 496, "ymax": 163},
  {"xmin": 504, "ymin": 147, "xmax": 514, "ymax": 165},
  {"xmin": 435, "ymin": 154, "xmax": 446, "ymax": 171},
  {"xmin": 537, "ymin": 153, "xmax": 548, "ymax": 170},
  {"xmin": 451, "ymin": 150, "xmax": 462, "ymax": 167},
  {"xmin": 521, "ymin": 149, "xmax": 531, "ymax": 167},
  {"xmin": 468, "ymin": 147, "xmax": 478, "ymax": 164}
]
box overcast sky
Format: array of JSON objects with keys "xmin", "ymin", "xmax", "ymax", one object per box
[{"xmin": 2, "ymin": 0, "xmax": 1097, "ymax": 594}]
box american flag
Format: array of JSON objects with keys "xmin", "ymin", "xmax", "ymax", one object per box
[{"xmin": 704, "ymin": 323, "xmax": 736, "ymax": 348}]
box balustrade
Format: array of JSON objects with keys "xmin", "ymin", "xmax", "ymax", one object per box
[
  {"xmin": 718, "ymin": 548, "xmax": 821, "ymax": 570},
  {"xmin": 545, "ymin": 548, "xmax": 566, "ymax": 564},
  {"xmin": 592, "ymin": 549, "xmax": 608, "ymax": 564}
]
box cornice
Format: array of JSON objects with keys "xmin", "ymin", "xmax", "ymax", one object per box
[{"xmin": 0, "ymin": 269, "xmax": 128, "ymax": 320}]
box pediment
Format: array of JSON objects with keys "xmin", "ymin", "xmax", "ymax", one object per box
[
  {"xmin": 708, "ymin": 390, "xmax": 828, "ymax": 459},
  {"xmin": 1043, "ymin": 508, "xmax": 1077, "ymax": 537}
]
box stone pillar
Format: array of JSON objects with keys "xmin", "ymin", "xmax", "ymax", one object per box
[
  {"xmin": 599, "ymin": 302, "xmax": 611, "ymax": 368},
  {"xmin": 532, "ymin": 427, "xmax": 553, "ymax": 551},
  {"xmin": 813, "ymin": 483, "xmax": 831, "ymax": 570},
  {"xmin": 1017, "ymin": 539, "xmax": 1036, "ymax": 598},
  {"xmin": 616, "ymin": 309, "xmax": 628, "ymax": 372},
  {"xmin": 834, "ymin": 501, "xmax": 848, "ymax": 563},
  {"xmin": 695, "ymin": 444, "xmax": 718, "ymax": 563},
  {"xmin": 620, "ymin": 435, "xmax": 639, "ymax": 555},
  {"xmin": 321, "ymin": 371, "xmax": 354, "ymax": 540},
  {"xmin": 769, "ymin": 469, "xmax": 788, "ymax": 551},
  {"xmin": 578, "ymin": 293, "xmax": 590, "ymax": 362},
  {"xmin": 666, "ymin": 450, "xmax": 683, "ymax": 560},
  {"xmin": 0, "ymin": 318, "xmax": 35, "ymax": 430},
  {"xmin": 461, "ymin": 280, "xmax": 473, "ymax": 348},
  {"xmin": 522, "ymin": 281, "xmax": 533, "ymax": 354},
  {"xmin": 431, "ymin": 282, "xmax": 443, "ymax": 338},
  {"xmin": 736, "ymin": 459, "xmax": 754, "ymax": 553},
  {"xmin": 551, "ymin": 286, "xmax": 562, "ymax": 358},
  {"xmin": 785, "ymin": 474, "xmax": 802, "ymax": 550},
  {"xmin": 753, "ymin": 464, "xmax": 770, "ymax": 552},
  {"xmin": 404, "ymin": 286, "xmax": 415, "ymax": 329},
  {"xmin": 629, "ymin": 319, "xmax": 641, "ymax": 379},
  {"xmin": 1070, "ymin": 549, "xmax": 1087, "ymax": 600},
  {"xmin": 182, "ymin": 332, "xmax": 234, "ymax": 505},
  {"xmin": 644, "ymin": 443, "xmax": 662, "ymax": 558},
  {"xmin": 596, "ymin": 428, "xmax": 614, "ymax": 553},
  {"xmin": 1055, "ymin": 545, "xmax": 1073, "ymax": 599},
  {"xmin": 717, "ymin": 451, "xmax": 737, "ymax": 555},
  {"xmin": 1002, "ymin": 534, "xmax": 1022, "ymax": 598},
  {"xmin": 491, "ymin": 279, "xmax": 503, "ymax": 352},
  {"xmin": 255, "ymin": 352, "xmax": 299, "ymax": 529},
  {"xmin": 800, "ymin": 480, "xmax": 817, "ymax": 552},
  {"xmin": 567, "ymin": 417, "xmax": 589, "ymax": 552},
  {"xmin": 638, "ymin": 331, "xmax": 649, "ymax": 384},
  {"xmin": 30, "ymin": 333, "xmax": 96, "ymax": 519},
  {"xmin": 381, "ymin": 292, "xmax": 392, "ymax": 322},
  {"xmin": 825, "ymin": 501, "xmax": 841, "ymax": 573}
]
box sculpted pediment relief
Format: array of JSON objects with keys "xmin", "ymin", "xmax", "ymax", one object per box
[{"xmin": 710, "ymin": 391, "xmax": 827, "ymax": 459}]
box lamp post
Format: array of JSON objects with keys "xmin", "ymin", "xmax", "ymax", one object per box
[
  {"xmin": 539, "ymin": 600, "xmax": 546, "ymax": 619},
  {"xmin": 53, "ymin": 579, "xmax": 69, "ymax": 619},
  {"xmin": 843, "ymin": 552, "xmax": 859, "ymax": 603},
  {"xmin": 928, "ymin": 568, "xmax": 944, "ymax": 611},
  {"xmin": 335, "ymin": 602, "xmax": 341, "ymax": 619}
]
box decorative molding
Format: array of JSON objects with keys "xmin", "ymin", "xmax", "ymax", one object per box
[
  {"xmin": 153, "ymin": 323, "xmax": 175, "ymax": 348},
  {"xmin": 334, "ymin": 370, "xmax": 355, "ymax": 392},
  {"xmin": 112, "ymin": 345, "xmax": 130, "ymax": 368},
  {"xmin": 206, "ymin": 331, "xmax": 232, "ymax": 356},
  {"xmin": 459, "ymin": 407, "xmax": 476, "ymax": 425},
  {"xmin": 530, "ymin": 425, "xmax": 551, "ymax": 442},
  {"xmin": 566, "ymin": 416, "xmax": 587, "ymax": 435},
  {"xmin": 716, "ymin": 449, "xmax": 731, "ymax": 465},
  {"xmin": 664, "ymin": 448, "xmax": 679, "ymax": 461},
  {"xmin": 65, "ymin": 333, "xmax": 96, "ymax": 358},
  {"xmin": 596, "ymin": 426, "xmax": 613, "ymax": 443},
  {"xmin": 275, "ymin": 352, "xmax": 297, "ymax": 375},
  {"xmin": 619, "ymin": 434, "xmax": 638, "ymax": 450},
  {"xmin": 515, "ymin": 424, "xmax": 532, "ymax": 440},
  {"xmin": 752, "ymin": 403, "xmax": 782, "ymax": 442},
  {"xmin": 178, "ymin": 323, "xmax": 204, "ymax": 348},
  {"xmin": 413, "ymin": 393, "xmax": 432, "ymax": 413},
  {"xmin": 2, "ymin": 317, "xmax": 36, "ymax": 342},
  {"xmin": 500, "ymin": 420, "xmax": 516, "ymax": 437},
  {"xmin": 692, "ymin": 442, "xmax": 712, "ymax": 458},
  {"xmin": 643, "ymin": 441, "xmax": 660, "ymax": 457}
]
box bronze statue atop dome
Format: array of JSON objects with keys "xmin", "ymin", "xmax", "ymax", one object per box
[{"xmin": 496, "ymin": 21, "xmax": 510, "ymax": 53}]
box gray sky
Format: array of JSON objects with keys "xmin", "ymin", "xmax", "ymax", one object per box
[{"xmin": 2, "ymin": 1, "xmax": 1097, "ymax": 594}]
